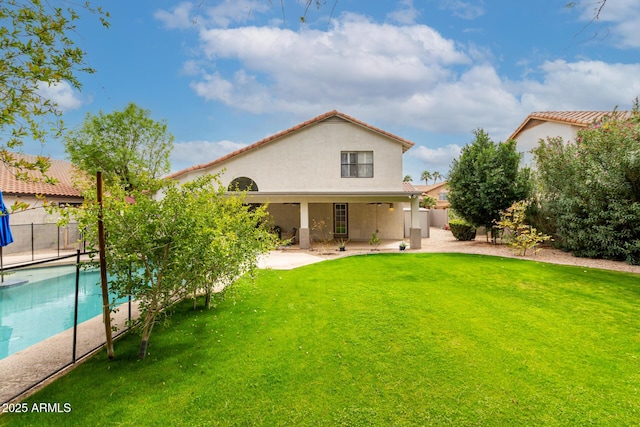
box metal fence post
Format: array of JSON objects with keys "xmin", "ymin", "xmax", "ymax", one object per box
[
  {"xmin": 72, "ymin": 249, "xmax": 81, "ymax": 363},
  {"xmin": 31, "ymin": 223, "xmax": 34, "ymax": 261}
]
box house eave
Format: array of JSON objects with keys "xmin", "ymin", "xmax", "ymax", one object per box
[{"xmin": 230, "ymin": 191, "xmax": 422, "ymax": 204}]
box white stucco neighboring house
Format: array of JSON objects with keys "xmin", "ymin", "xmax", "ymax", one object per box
[
  {"xmin": 509, "ymin": 111, "xmax": 632, "ymax": 164},
  {"xmin": 168, "ymin": 110, "xmax": 425, "ymax": 249}
]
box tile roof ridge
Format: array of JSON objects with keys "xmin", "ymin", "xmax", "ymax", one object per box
[
  {"xmin": 0, "ymin": 152, "xmax": 81, "ymax": 197},
  {"xmin": 167, "ymin": 110, "xmax": 415, "ymax": 180},
  {"xmin": 509, "ymin": 110, "xmax": 633, "ymax": 141}
]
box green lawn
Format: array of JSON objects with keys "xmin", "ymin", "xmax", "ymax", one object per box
[{"xmin": 2, "ymin": 253, "xmax": 640, "ymax": 426}]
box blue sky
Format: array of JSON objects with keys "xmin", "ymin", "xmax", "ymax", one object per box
[{"xmin": 31, "ymin": 0, "xmax": 640, "ymax": 182}]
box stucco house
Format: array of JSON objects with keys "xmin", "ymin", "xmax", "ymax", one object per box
[
  {"xmin": 509, "ymin": 111, "xmax": 632, "ymax": 163},
  {"xmin": 168, "ymin": 110, "xmax": 425, "ymax": 249},
  {"xmin": 412, "ymin": 182, "xmax": 449, "ymax": 229},
  {"xmin": 414, "ymin": 182, "xmax": 449, "ymax": 210}
]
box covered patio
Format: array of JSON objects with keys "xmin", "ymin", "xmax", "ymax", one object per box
[{"xmin": 241, "ymin": 191, "xmax": 424, "ymax": 250}]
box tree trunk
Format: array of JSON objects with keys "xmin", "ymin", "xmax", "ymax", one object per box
[
  {"xmin": 205, "ymin": 288, "xmax": 211, "ymax": 310},
  {"xmin": 138, "ymin": 313, "xmax": 154, "ymax": 359},
  {"xmin": 138, "ymin": 339, "xmax": 148, "ymax": 360}
]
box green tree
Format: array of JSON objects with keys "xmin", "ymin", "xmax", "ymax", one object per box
[
  {"xmin": 432, "ymin": 171, "xmax": 443, "ymax": 183},
  {"xmin": 0, "ymin": 0, "xmax": 108, "ymax": 178},
  {"xmin": 421, "ymin": 170, "xmax": 432, "ymax": 185},
  {"xmin": 532, "ymin": 105, "xmax": 640, "ymax": 264},
  {"xmin": 420, "ymin": 195, "xmax": 437, "ymax": 209},
  {"xmin": 447, "ymin": 129, "xmax": 532, "ymax": 239},
  {"xmin": 403, "ymin": 174, "xmax": 413, "ymax": 182},
  {"xmin": 65, "ymin": 103, "xmax": 174, "ymax": 191},
  {"xmin": 77, "ymin": 175, "xmax": 276, "ymax": 359}
]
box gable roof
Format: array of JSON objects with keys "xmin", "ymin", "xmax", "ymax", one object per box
[
  {"xmin": 414, "ymin": 181, "xmax": 448, "ymax": 194},
  {"xmin": 168, "ymin": 110, "xmax": 415, "ymax": 180},
  {"xmin": 0, "ymin": 153, "xmax": 81, "ymax": 198},
  {"xmin": 508, "ymin": 110, "xmax": 632, "ymax": 141}
]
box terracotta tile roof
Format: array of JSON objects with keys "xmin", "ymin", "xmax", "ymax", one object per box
[
  {"xmin": 413, "ymin": 182, "xmax": 448, "ymax": 193},
  {"xmin": 509, "ymin": 110, "xmax": 632, "ymax": 141},
  {"xmin": 0, "ymin": 153, "xmax": 81, "ymax": 198},
  {"xmin": 168, "ymin": 110, "xmax": 415, "ymax": 180},
  {"xmin": 402, "ymin": 182, "xmax": 418, "ymax": 192}
]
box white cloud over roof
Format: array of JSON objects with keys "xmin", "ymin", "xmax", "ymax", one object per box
[{"xmin": 152, "ymin": 1, "xmax": 640, "ymax": 177}]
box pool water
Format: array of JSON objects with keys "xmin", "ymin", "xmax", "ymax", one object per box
[{"xmin": 0, "ymin": 265, "xmax": 126, "ymax": 360}]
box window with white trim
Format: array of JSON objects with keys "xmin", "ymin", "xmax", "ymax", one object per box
[{"xmin": 341, "ymin": 151, "xmax": 373, "ymax": 178}]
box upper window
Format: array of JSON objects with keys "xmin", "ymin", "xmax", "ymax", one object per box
[
  {"xmin": 341, "ymin": 151, "xmax": 373, "ymax": 178},
  {"xmin": 439, "ymin": 191, "xmax": 448, "ymax": 201},
  {"xmin": 228, "ymin": 177, "xmax": 258, "ymax": 191}
]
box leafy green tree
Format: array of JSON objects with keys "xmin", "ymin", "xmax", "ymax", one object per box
[
  {"xmin": 447, "ymin": 129, "xmax": 532, "ymax": 239},
  {"xmin": 432, "ymin": 171, "xmax": 443, "ymax": 183},
  {"xmin": 0, "ymin": 0, "xmax": 108, "ymax": 178},
  {"xmin": 65, "ymin": 103, "xmax": 174, "ymax": 191},
  {"xmin": 403, "ymin": 175, "xmax": 413, "ymax": 182},
  {"xmin": 532, "ymin": 105, "xmax": 640, "ymax": 264},
  {"xmin": 77, "ymin": 174, "xmax": 276, "ymax": 359},
  {"xmin": 420, "ymin": 195, "xmax": 436, "ymax": 209}
]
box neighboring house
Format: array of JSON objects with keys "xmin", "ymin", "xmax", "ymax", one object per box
[
  {"xmin": 414, "ymin": 182, "xmax": 450, "ymax": 210},
  {"xmin": 0, "ymin": 153, "xmax": 82, "ymax": 225},
  {"xmin": 414, "ymin": 182, "xmax": 449, "ymax": 228},
  {"xmin": 509, "ymin": 111, "xmax": 632, "ymax": 163},
  {"xmin": 169, "ymin": 110, "xmax": 425, "ymax": 249}
]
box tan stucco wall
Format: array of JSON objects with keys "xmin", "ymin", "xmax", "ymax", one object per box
[
  {"xmin": 266, "ymin": 202, "xmax": 407, "ymax": 242},
  {"xmin": 348, "ymin": 203, "xmax": 405, "ymax": 240},
  {"xmin": 175, "ymin": 118, "xmax": 405, "ymax": 192}
]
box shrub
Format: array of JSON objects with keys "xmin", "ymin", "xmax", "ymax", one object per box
[
  {"xmin": 369, "ymin": 231, "xmax": 381, "ymax": 250},
  {"xmin": 495, "ymin": 200, "xmax": 551, "ymax": 256},
  {"xmin": 532, "ymin": 103, "xmax": 640, "ymax": 265},
  {"xmin": 449, "ymin": 218, "xmax": 476, "ymax": 241}
]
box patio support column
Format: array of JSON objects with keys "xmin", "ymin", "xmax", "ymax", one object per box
[
  {"xmin": 410, "ymin": 195, "xmax": 422, "ymax": 249},
  {"xmin": 299, "ymin": 201, "xmax": 310, "ymax": 249}
]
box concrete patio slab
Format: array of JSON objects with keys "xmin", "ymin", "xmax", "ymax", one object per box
[{"xmin": 257, "ymin": 250, "xmax": 326, "ymax": 270}]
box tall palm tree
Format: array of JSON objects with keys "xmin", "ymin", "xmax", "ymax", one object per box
[
  {"xmin": 432, "ymin": 171, "xmax": 443, "ymax": 184},
  {"xmin": 421, "ymin": 170, "xmax": 432, "ymax": 185},
  {"xmin": 403, "ymin": 175, "xmax": 413, "ymax": 183}
]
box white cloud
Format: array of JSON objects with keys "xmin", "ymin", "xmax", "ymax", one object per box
[
  {"xmin": 170, "ymin": 139, "xmax": 247, "ymax": 172},
  {"xmin": 155, "ymin": 1, "xmax": 270, "ymax": 30},
  {"xmin": 203, "ymin": 0, "xmax": 270, "ymax": 28},
  {"xmin": 189, "ymin": 13, "xmax": 470, "ymax": 118},
  {"xmin": 36, "ymin": 81, "xmax": 84, "ymax": 111},
  {"xmin": 158, "ymin": 8, "xmax": 640, "ymax": 148},
  {"xmin": 388, "ymin": 0, "xmax": 420, "ymax": 24},
  {"xmin": 518, "ymin": 60, "xmax": 640, "ymax": 112},
  {"xmin": 154, "ymin": 2, "xmax": 194, "ymax": 29},
  {"xmin": 410, "ymin": 144, "xmax": 462, "ymax": 175},
  {"xmin": 439, "ymin": 0, "xmax": 485, "ymax": 20},
  {"xmin": 574, "ymin": 0, "xmax": 640, "ymax": 48}
]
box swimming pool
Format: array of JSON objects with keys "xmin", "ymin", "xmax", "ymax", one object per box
[{"xmin": 0, "ymin": 265, "xmax": 126, "ymax": 360}]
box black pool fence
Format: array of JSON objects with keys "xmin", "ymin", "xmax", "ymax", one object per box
[
  {"xmin": 0, "ymin": 250, "xmax": 136, "ymax": 406},
  {"xmin": 1, "ymin": 222, "xmax": 86, "ymax": 267}
]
